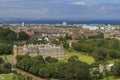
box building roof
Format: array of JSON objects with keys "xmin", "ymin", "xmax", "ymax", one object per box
[{"xmin": 67, "ymin": 40, "xmax": 79, "ymax": 43}]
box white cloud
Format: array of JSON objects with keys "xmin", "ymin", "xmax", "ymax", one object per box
[
  {"xmin": 0, "ymin": 8, "xmax": 49, "ymax": 18},
  {"xmin": 86, "ymin": 5, "xmax": 113, "ymax": 13},
  {"xmin": 99, "ymin": 6, "xmax": 107, "ymax": 11},
  {"xmin": 71, "ymin": 1, "xmax": 86, "ymax": 6}
]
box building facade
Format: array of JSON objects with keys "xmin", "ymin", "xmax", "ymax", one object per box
[{"xmin": 13, "ymin": 44, "xmax": 65, "ymax": 60}]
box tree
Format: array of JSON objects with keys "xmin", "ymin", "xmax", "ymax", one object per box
[
  {"xmin": 18, "ymin": 31, "xmax": 30, "ymax": 41},
  {"xmin": 109, "ymin": 51, "xmax": 120, "ymax": 59},
  {"xmin": 57, "ymin": 56, "xmax": 91, "ymax": 80},
  {"xmin": 74, "ymin": 62, "xmax": 90, "ymax": 80},
  {"xmin": 40, "ymin": 64, "xmax": 58, "ymax": 78},
  {"xmin": 34, "ymin": 55, "xmax": 45, "ymax": 64},
  {"xmin": 17, "ymin": 58, "xmax": 32, "ymax": 71},
  {"xmin": 3, "ymin": 63, "xmax": 12, "ymax": 73},
  {"xmin": 0, "ymin": 57, "xmax": 4, "ymax": 64},
  {"xmin": 45, "ymin": 56, "xmax": 58, "ymax": 63},
  {"xmin": 0, "ymin": 44, "xmax": 13, "ymax": 55},
  {"xmin": 0, "ymin": 65, "xmax": 3, "ymax": 73},
  {"xmin": 0, "ymin": 27, "xmax": 17, "ymax": 43},
  {"xmin": 62, "ymin": 42, "xmax": 69, "ymax": 49},
  {"xmin": 16, "ymin": 55, "xmax": 91, "ymax": 80},
  {"xmin": 57, "ymin": 62, "xmax": 67, "ymax": 79},
  {"xmin": 16, "ymin": 54, "xmax": 31, "ymax": 62},
  {"xmin": 0, "ymin": 58, "xmax": 12, "ymax": 74},
  {"xmin": 29, "ymin": 66, "xmax": 40, "ymax": 75},
  {"xmin": 90, "ymin": 62, "xmax": 102, "ymax": 79},
  {"xmin": 68, "ymin": 55, "xmax": 80, "ymax": 62},
  {"xmin": 92, "ymin": 48, "xmax": 107, "ymax": 61},
  {"xmin": 111, "ymin": 60, "xmax": 120, "ymax": 77},
  {"xmin": 64, "ymin": 60, "xmax": 90, "ymax": 80}
]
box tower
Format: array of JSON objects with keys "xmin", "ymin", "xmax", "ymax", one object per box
[
  {"xmin": 62, "ymin": 22, "xmax": 67, "ymax": 26},
  {"xmin": 22, "ymin": 22, "xmax": 25, "ymax": 27},
  {"xmin": 13, "ymin": 45, "xmax": 18, "ymax": 57}
]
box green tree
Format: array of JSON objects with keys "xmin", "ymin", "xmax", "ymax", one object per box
[
  {"xmin": 57, "ymin": 62, "xmax": 67, "ymax": 79},
  {"xmin": 18, "ymin": 31, "xmax": 30, "ymax": 41},
  {"xmin": 111, "ymin": 60, "xmax": 120, "ymax": 77},
  {"xmin": 92, "ymin": 48, "xmax": 107, "ymax": 61},
  {"xmin": 3, "ymin": 63, "xmax": 12, "ymax": 73},
  {"xmin": 34, "ymin": 55, "xmax": 45, "ymax": 64},
  {"xmin": 16, "ymin": 54, "xmax": 31, "ymax": 62},
  {"xmin": 45, "ymin": 56, "xmax": 58, "ymax": 63},
  {"xmin": 40, "ymin": 64, "xmax": 58, "ymax": 78},
  {"xmin": 0, "ymin": 27, "xmax": 17, "ymax": 43},
  {"xmin": 109, "ymin": 51, "xmax": 120, "ymax": 59},
  {"xmin": 0, "ymin": 57, "xmax": 4, "ymax": 64},
  {"xmin": 0, "ymin": 44, "xmax": 12, "ymax": 55},
  {"xmin": 68, "ymin": 55, "xmax": 80, "ymax": 62}
]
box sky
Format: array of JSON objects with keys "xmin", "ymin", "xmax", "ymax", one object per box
[{"xmin": 0, "ymin": 0, "xmax": 120, "ymax": 20}]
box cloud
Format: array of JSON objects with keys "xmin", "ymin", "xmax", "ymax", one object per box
[
  {"xmin": 0, "ymin": 0, "xmax": 120, "ymax": 19},
  {"xmin": 86, "ymin": 5, "xmax": 113, "ymax": 13},
  {"xmin": 0, "ymin": 8, "xmax": 49, "ymax": 18},
  {"xmin": 71, "ymin": 1, "xmax": 86, "ymax": 6},
  {"xmin": 99, "ymin": 6, "xmax": 109, "ymax": 12}
]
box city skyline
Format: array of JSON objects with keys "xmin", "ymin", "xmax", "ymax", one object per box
[{"xmin": 0, "ymin": 0, "xmax": 120, "ymax": 20}]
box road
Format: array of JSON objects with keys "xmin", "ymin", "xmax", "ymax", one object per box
[{"xmin": 15, "ymin": 68, "xmax": 45, "ymax": 80}]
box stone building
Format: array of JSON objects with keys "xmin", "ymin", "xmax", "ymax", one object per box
[
  {"xmin": 104, "ymin": 32, "xmax": 112, "ymax": 39},
  {"xmin": 13, "ymin": 44, "xmax": 65, "ymax": 60},
  {"xmin": 25, "ymin": 29, "xmax": 35, "ymax": 36}
]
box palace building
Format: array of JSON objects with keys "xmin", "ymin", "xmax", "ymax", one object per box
[{"xmin": 13, "ymin": 44, "xmax": 65, "ymax": 60}]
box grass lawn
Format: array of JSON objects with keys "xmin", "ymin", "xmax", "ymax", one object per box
[
  {"xmin": 0, "ymin": 74, "xmax": 14, "ymax": 80},
  {"xmin": 65, "ymin": 50, "xmax": 95, "ymax": 64},
  {"xmin": 0, "ymin": 54, "xmax": 14, "ymax": 58},
  {"xmin": 108, "ymin": 60, "xmax": 115, "ymax": 64},
  {"xmin": 103, "ymin": 76, "xmax": 116, "ymax": 80}
]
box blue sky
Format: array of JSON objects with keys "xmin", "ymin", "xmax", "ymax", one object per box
[{"xmin": 0, "ymin": 0, "xmax": 120, "ymax": 20}]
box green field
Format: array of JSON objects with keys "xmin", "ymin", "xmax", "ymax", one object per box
[
  {"xmin": 65, "ymin": 50, "xmax": 95, "ymax": 64},
  {"xmin": 103, "ymin": 76, "xmax": 116, "ymax": 80},
  {"xmin": 0, "ymin": 74, "xmax": 14, "ymax": 80},
  {"xmin": 0, "ymin": 55, "xmax": 14, "ymax": 59}
]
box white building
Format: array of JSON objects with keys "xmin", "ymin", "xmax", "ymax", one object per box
[
  {"xmin": 62, "ymin": 22, "xmax": 67, "ymax": 26},
  {"xmin": 82, "ymin": 25, "xmax": 99, "ymax": 30},
  {"xmin": 22, "ymin": 22, "xmax": 25, "ymax": 27},
  {"xmin": 0, "ymin": 23, "xmax": 3, "ymax": 27}
]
